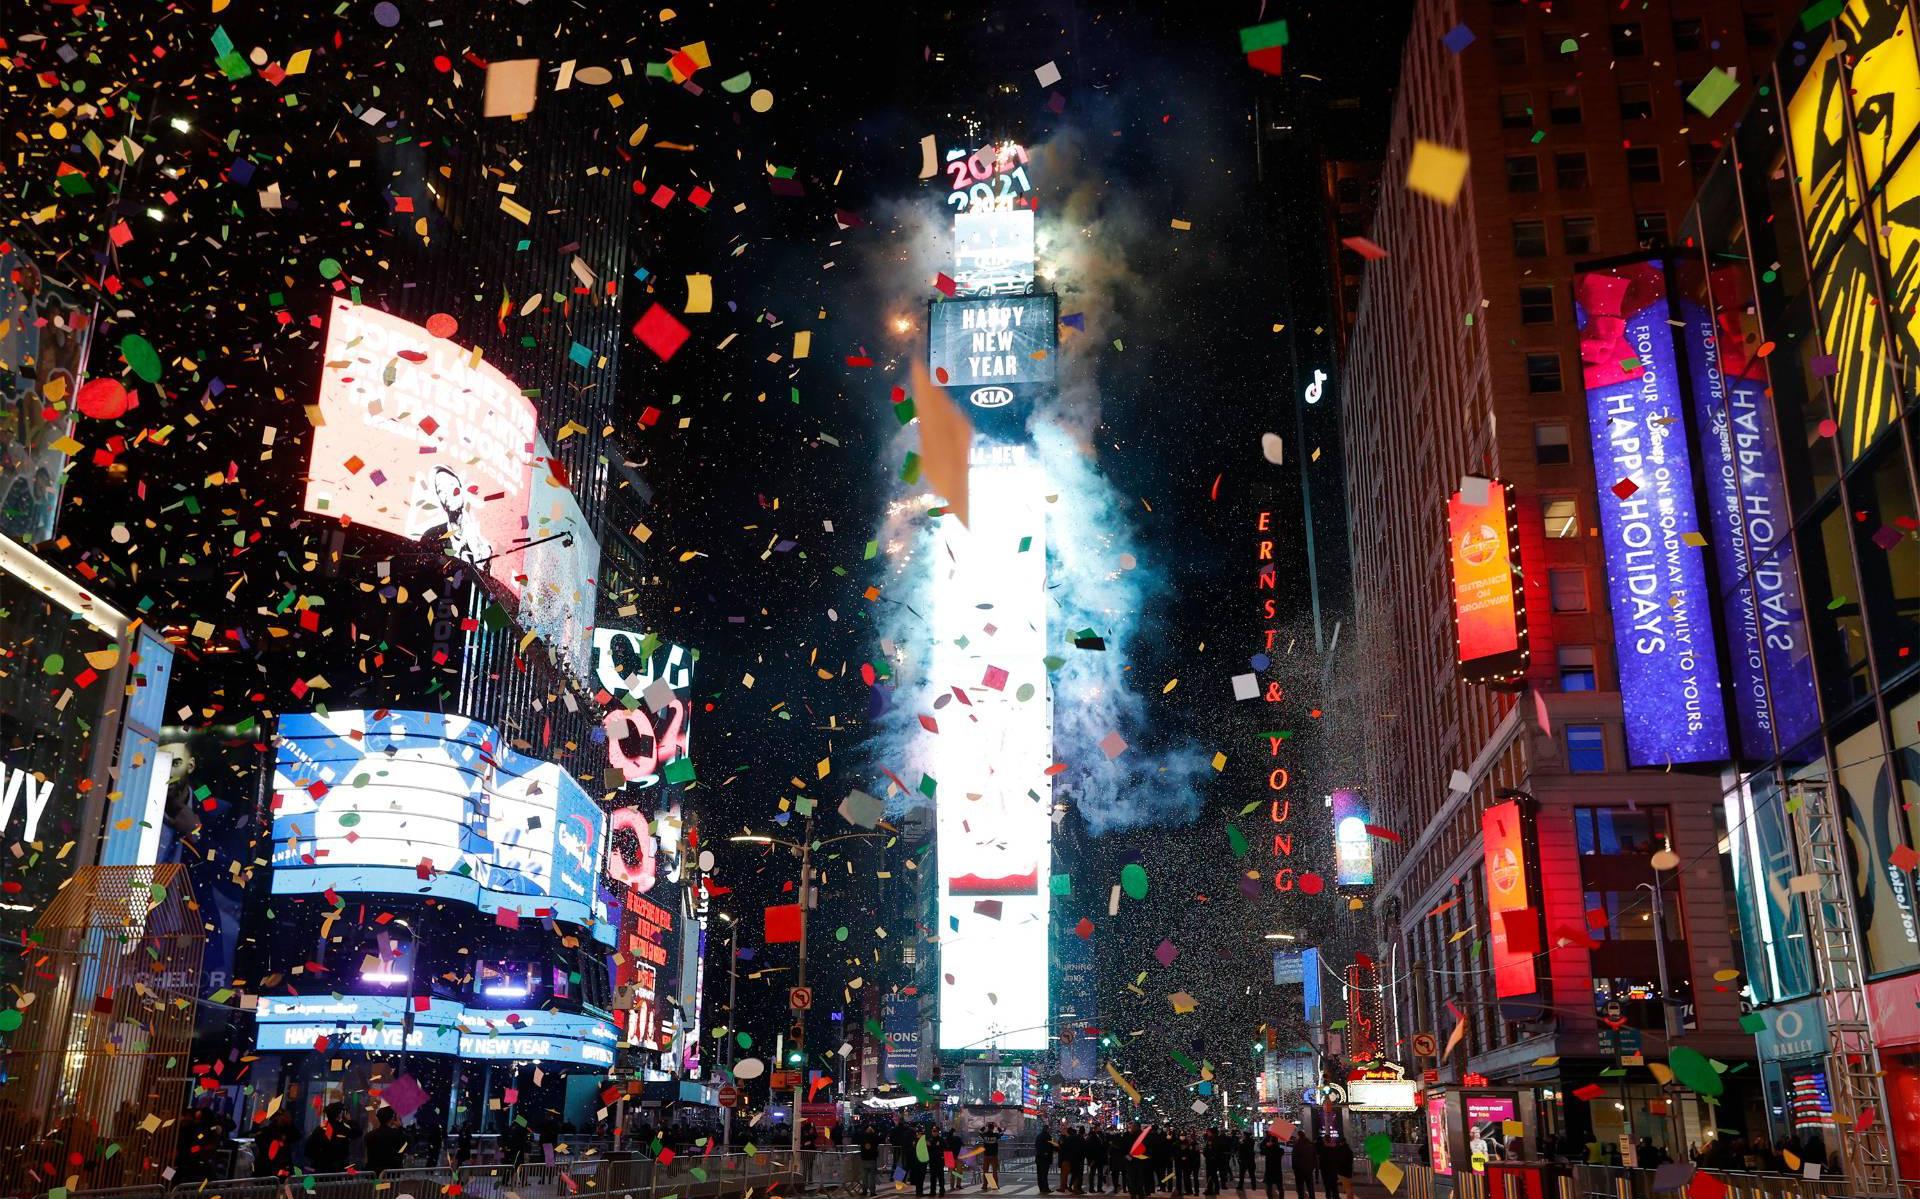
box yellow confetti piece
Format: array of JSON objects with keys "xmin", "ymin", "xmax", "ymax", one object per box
[
  {"xmin": 1406, "ymin": 139, "xmax": 1470, "ymax": 205},
  {"xmin": 1170, "ymin": 218, "xmax": 1192, "ymax": 231},
  {"xmin": 1162, "ymin": 678, "xmax": 1178, "ymax": 693},
  {"xmin": 500, "ymin": 197, "xmax": 533, "ymax": 224},
  {"xmin": 286, "ymin": 49, "xmax": 312, "ymax": 76},
  {"xmin": 1211, "ymin": 752, "xmax": 1227, "ymax": 771}
]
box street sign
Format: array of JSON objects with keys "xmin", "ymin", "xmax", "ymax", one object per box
[
  {"xmin": 1411, "ymin": 1032, "xmax": 1438, "ymax": 1057},
  {"xmin": 770, "ymin": 1069, "xmax": 801, "ymax": 1090},
  {"xmin": 1422, "ymin": 1069, "xmax": 1439, "ymax": 1085},
  {"xmin": 789, "ymin": 985, "xmax": 813, "ymax": 1011},
  {"xmin": 718, "ymin": 1085, "xmax": 741, "ymax": 1108}
]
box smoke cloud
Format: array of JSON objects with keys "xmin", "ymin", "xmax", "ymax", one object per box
[{"xmin": 862, "ymin": 126, "xmax": 1211, "ymax": 835}]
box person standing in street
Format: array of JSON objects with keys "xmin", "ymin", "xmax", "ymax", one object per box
[
  {"xmin": 859, "ymin": 1123, "xmax": 882, "ymax": 1196},
  {"xmin": 1260, "ymin": 1132, "xmax": 1285, "ymax": 1199},
  {"xmin": 303, "ymin": 1102, "xmax": 357, "ymax": 1174},
  {"xmin": 1314, "ymin": 1137, "xmax": 1344, "ymax": 1199},
  {"xmin": 911, "ymin": 1128, "xmax": 931, "ymax": 1197},
  {"xmin": 981, "ymin": 1122, "xmax": 1002, "ymax": 1191},
  {"xmin": 364, "ymin": 1108, "xmax": 409, "ymax": 1174},
  {"xmin": 1062, "ymin": 1127, "xmax": 1083, "ymax": 1194},
  {"xmin": 1036, "ymin": 1123, "xmax": 1056, "ymax": 1195},
  {"xmin": 1289, "ymin": 1131, "xmax": 1317, "ymax": 1199},
  {"xmin": 1236, "ymin": 1132, "xmax": 1257, "ymax": 1191}
]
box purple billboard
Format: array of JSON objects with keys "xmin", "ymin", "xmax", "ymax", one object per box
[
  {"xmin": 1676, "ymin": 262, "xmax": 1821, "ymax": 759},
  {"xmin": 1575, "ymin": 259, "xmax": 1731, "ymax": 767}
]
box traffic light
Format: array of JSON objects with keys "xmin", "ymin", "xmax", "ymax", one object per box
[{"xmin": 787, "ymin": 1020, "xmax": 804, "ymax": 1065}]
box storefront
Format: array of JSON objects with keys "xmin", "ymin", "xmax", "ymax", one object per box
[
  {"xmin": 1752, "ymin": 998, "xmax": 1836, "ymax": 1159},
  {"xmin": 1868, "ymin": 975, "xmax": 1920, "ymax": 1178}
]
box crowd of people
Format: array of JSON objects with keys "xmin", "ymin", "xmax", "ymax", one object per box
[{"xmin": 1033, "ymin": 1125, "xmax": 1354, "ymax": 1199}]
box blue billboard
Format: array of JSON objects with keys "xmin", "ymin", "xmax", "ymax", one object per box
[
  {"xmin": 254, "ymin": 994, "xmax": 617, "ymax": 1067},
  {"xmin": 1301, "ymin": 947, "xmax": 1322, "ymax": 1025},
  {"xmin": 882, "ymin": 990, "xmax": 920, "ymax": 1082},
  {"xmin": 1676, "ymin": 267, "xmax": 1821, "ymax": 760},
  {"xmin": 272, "ymin": 710, "xmax": 612, "ymax": 941},
  {"xmin": 1575, "ymin": 259, "xmax": 1731, "ymax": 767},
  {"xmin": 1332, "ymin": 789, "xmax": 1374, "ymax": 886}
]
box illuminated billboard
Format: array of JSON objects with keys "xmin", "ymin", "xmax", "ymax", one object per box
[
  {"xmin": 271, "ymin": 710, "xmax": 611, "ymax": 938},
  {"xmin": 595, "ymin": 631, "xmax": 695, "ymax": 788},
  {"xmin": 933, "ymin": 452, "xmax": 1051, "ymax": 1051},
  {"xmin": 883, "ymin": 990, "xmax": 920, "ymax": 1081},
  {"xmin": 522, "ymin": 435, "xmax": 601, "ymax": 686},
  {"xmin": 1447, "ymin": 478, "xmax": 1528, "ymax": 683},
  {"xmin": 1483, "ymin": 799, "xmax": 1538, "ymax": 999},
  {"xmin": 304, "ymin": 300, "xmax": 538, "ymax": 597},
  {"xmin": 1675, "ymin": 264, "xmax": 1820, "ymax": 759},
  {"xmin": 1332, "ymin": 789, "xmax": 1374, "ymax": 886},
  {"xmin": 255, "ymin": 994, "xmax": 616, "ymax": 1067},
  {"xmin": 953, "ymin": 210, "xmax": 1036, "ymax": 298},
  {"xmin": 929, "ymin": 294, "xmax": 1058, "ymax": 405},
  {"xmin": 1575, "ymin": 259, "xmax": 1731, "ymax": 767}
]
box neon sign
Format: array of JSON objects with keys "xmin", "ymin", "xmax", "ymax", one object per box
[
  {"xmin": 944, "ymin": 143, "xmax": 1036, "ymax": 213},
  {"xmin": 1304, "ymin": 369, "xmax": 1327, "ymax": 405}
]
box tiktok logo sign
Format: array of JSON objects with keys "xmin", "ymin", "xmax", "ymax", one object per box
[
  {"xmin": 1303, "ymin": 369, "xmax": 1327, "ymax": 406},
  {"xmin": 594, "ymin": 631, "xmax": 696, "ymax": 789}
]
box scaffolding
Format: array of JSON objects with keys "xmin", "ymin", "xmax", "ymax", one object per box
[
  {"xmin": 0, "ymin": 865, "xmax": 203, "ymax": 1198},
  {"xmin": 1789, "ymin": 782, "xmax": 1897, "ymax": 1196}
]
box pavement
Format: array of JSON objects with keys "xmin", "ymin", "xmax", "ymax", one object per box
[{"xmin": 871, "ymin": 1176, "xmax": 1394, "ymax": 1199}]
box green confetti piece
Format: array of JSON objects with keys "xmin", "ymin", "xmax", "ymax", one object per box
[
  {"xmin": 1800, "ymin": 0, "xmax": 1847, "ymax": 30},
  {"xmin": 1015, "ymin": 682, "xmax": 1035, "ymax": 701},
  {"xmin": 1530, "ymin": 130, "xmax": 1546, "ymax": 144},
  {"xmin": 1120, "ymin": 863, "xmax": 1149, "ymax": 900},
  {"xmin": 1111, "ymin": 339, "xmax": 1124, "ymax": 351},
  {"xmin": 1050, "ymin": 875, "xmax": 1072, "ymax": 896},
  {"xmin": 720, "ymin": 72, "xmax": 753, "ymax": 93},
  {"xmin": 1238, "ymin": 20, "xmax": 1289, "ymax": 52},
  {"xmin": 120, "ymin": 334, "xmax": 163, "ymax": 383},
  {"xmin": 0, "ymin": 1010, "xmax": 22, "ymax": 1032},
  {"xmin": 1686, "ymin": 68, "xmax": 1740, "ymax": 117},
  {"xmin": 1827, "ymin": 595, "xmax": 1849, "ymax": 610},
  {"xmin": 1738, "ymin": 1012, "xmax": 1768, "ymax": 1034},
  {"xmin": 901, "ymin": 451, "xmax": 922, "ymax": 484},
  {"xmin": 1559, "ymin": 38, "xmax": 1579, "ymax": 54},
  {"xmin": 893, "ymin": 397, "xmax": 917, "ymax": 425},
  {"xmin": 864, "ymin": 540, "xmax": 879, "ymax": 560},
  {"xmin": 42, "ymin": 653, "xmax": 64, "ymax": 675},
  {"xmin": 318, "ymin": 257, "xmax": 342, "ymax": 280},
  {"xmin": 834, "ymin": 926, "xmax": 849, "ymax": 942},
  {"xmin": 1365, "ymin": 1133, "xmax": 1393, "ymax": 1166},
  {"xmin": 1226, "ymin": 824, "xmax": 1249, "ymax": 858}
]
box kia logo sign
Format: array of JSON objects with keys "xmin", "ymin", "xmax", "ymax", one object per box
[{"xmin": 969, "ymin": 385, "xmax": 1014, "ymax": 409}]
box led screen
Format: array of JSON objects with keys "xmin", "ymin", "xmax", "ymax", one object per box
[
  {"xmin": 1482, "ymin": 799, "xmax": 1538, "ymax": 999},
  {"xmin": 1575, "ymin": 259, "xmax": 1731, "ymax": 766},
  {"xmin": 0, "ymin": 247, "xmax": 91, "ymax": 543},
  {"xmin": 522, "ymin": 434, "xmax": 600, "ymax": 686},
  {"xmin": 933, "ymin": 453, "xmax": 1051, "ymax": 1050},
  {"xmin": 1447, "ymin": 479, "xmax": 1526, "ymax": 683},
  {"xmin": 1677, "ymin": 265, "xmax": 1820, "ymax": 759},
  {"xmin": 596, "ymin": 631, "xmax": 695, "ymax": 788},
  {"xmin": 1332, "ymin": 788, "xmax": 1373, "ymax": 886},
  {"xmin": 952, "ymin": 209, "xmax": 1036, "ymax": 298},
  {"xmin": 304, "ymin": 300, "xmax": 538, "ymax": 597},
  {"xmin": 929, "ymin": 294, "xmax": 1058, "ymax": 402},
  {"xmin": 272, "ymin": 710, "xmax": 610, "ymax": 939},
  {"xmin": 883, "ymin": 990, "xmax": 920, "ymax": 1081},
  {"xmin": 255, "ymin": 994, "xmax": 616, "ymax": 1067}
]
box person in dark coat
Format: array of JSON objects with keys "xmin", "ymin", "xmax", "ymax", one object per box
[
  {"xmin": 1289, "ymin": 1131, "xmax": 1317, "ymax": 1199},
  {"xmin": 860, "ymin": 1123, "xmax": 883, "ymax": 1196},
  {"xmin": 1260, "ymin": 1133, "xmax": 1285, "ymax": 1199},
  {"xmin": 364, "ymin": 1107, "xmax": 410, "ymax": 1173},
  {"xmin": 304, "ymin": 1102, "xmax": 357, "ymax": 1173},
  {"xmin": 261, "ymin": 1109, "xmax": 300, "ymax": 1179},
  {"xmin": 1062, "ymin": 1128, "xmax": 1084, "ymax": 1194},
  {"xmin": 1316, "ymin": 1137, "xmax": 1350, "ymax": 1199},
  {"xmin": 1036, "ymin": 1124, "xmax": 1056, "ymax": 1194},
  {"xmin": 1237, "ymin": 1133, "xmax": 1257, "ymax": 1190}
]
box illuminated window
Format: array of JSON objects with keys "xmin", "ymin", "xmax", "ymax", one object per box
[
  {"xmin": 1555, "ymin": 152, "xmax": 1590, "ymax": 191},
  {"xmin": 1610, "ymin": 22, "xmax": 1643, "ymax": 56},
  {"xmin": 1534, "ymin": 423, "xmax": 1571, "ymax": 465},
  {"xmin": 1626, "ymin": 147, "xmax": 1663, "ymax": 184},
  {"xmin": 1618, "ymin": 83, "xmax": 1653, "ymax": 121},
  {"xmin": 1500, "ymin": 92, "xmax": 1533, "ymax": 130},
  {"xmin": 1559, "ymin": 646, "xmax": 1597, "ymax": 692},
  {"xmin": 1526, "ymin": 353, "xmax": 1563, "ymax": 393},
  {"xmin": 1635, "ymin": 211, "xmax": 1669, "ymax": 247},
  {"xmin": 1672, "ymin": 18, "xmax": 1703, "ymax": 51},
  {"xmin": 1567, "ymin": 727, "xmax": 1608, "ymax": 773},
  {"xmin": 1542, "ymin": 497, "xmax": 1580, "ymax": 538},
  {"xmin": 1562, "ymin": 215, "xmax": 1597, "ymax": 255},
  {"xmin": 1520, "ymin": 285, "xmax": 1556, "ymax": 324},
  {"xmin": 1513, "ymin": 220, "xmax": 1548, "ymax": 259},
  {"xmin": 1549, "ymin": 568, "xmax": 1587, "ymax": 612},
  {"xmin": 1507, "ymin": 155, "xmax": 1541, "ymax": 194}
]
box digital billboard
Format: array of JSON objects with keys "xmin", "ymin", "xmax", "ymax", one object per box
[
  {"xmin": 1332, "ymin": 789, "xmax": 1374, "ymax": 886},
  {"xmin": 1574, "ymin": 259, "xmax": 1732, "ymax": 767},
  {"xmin": 0, "ymin": 248, "xmax": 92, "ymax": 543},
  {"xmin": 614, "ymin": 893, "xmax": 674, "ymax": 1052},
  {"xmin": 1446, "ymin": 479, "xmax": 1527, "ymax": 684},
  {"xmin": 928, "ymin": 294, "xmax": 1059, "ymax": 423},
  {"xmin": 271, "ymin": 710, "xmax": 610, "ymax": 938},
  {"xmin": 305, "ymin": 300, "xmax": 538, "ymax": 597},
  {"xmin": 952, "ymin": 210, "xmax": 1036, "ymax": 298},
  {"xmin": 522, "ymin": 434, "xmax": 600, "ymax": 686},
  {"xmin": 1724, "ymin": 773, "xmax": 1814, "ymax": 1005},
  {"xmin": 932, "ymin": 455, "xmax": 1051, "ymax": 1051},
  {"xmin": 596, "ymin": 631, "xmax": 695, "ymax": 788},
  {"xmin": 255, "ymin": 994, "xmax": 617, "ymax": 1067},
  {"xmin": 882, "ymin": 990, "xmax": 920, "ymax": 1081},
  {"xmin": 1482, "ymin": 799, "xmax": 1538, "ymax": 999},
  {"xmin": 1675, "ymin": 264, "xmax": 1821, "ymax": 759}
]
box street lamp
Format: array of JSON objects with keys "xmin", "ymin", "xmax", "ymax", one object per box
[
  {"xmin": 715, "ymin": 912, "xmax": 741, "ymax": 1151},
  {"xmin": 727, "ymin": 817, "xmax": 886, "ymax": 1160}
]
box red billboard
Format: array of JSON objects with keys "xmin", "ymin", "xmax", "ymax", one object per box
[
  {"xmin": 1447, "ymin": 479, "xmax": 1528, "ymax": 683},
  {"xmin": 1482, "ymin": 799, "xmax": 1539, "ymax": 999}
]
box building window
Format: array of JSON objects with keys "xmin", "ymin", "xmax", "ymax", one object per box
[
  {"xmin": 1568, "ymin": 727, "xmax": 1608, "ymax": 772},
  {"xmin": 1576, "ymin": 806, "xmax": 1668, "ymax": 855},
  {"xmin": 1549, "ymin": 93, "xmax": 1583, "ymax": 126},
  {"xmin": 1559, "ymin": 646, "xmax": 1597, "ymax": 692},
  {"xmin": 1635, "ymin": 210, "xmax": 1669, "ymax": 246},
  {"xmin": 1506, "ymin": 155, "xmax": 1541, "ymax": 194},
  {"xmin": 1689, "ymin": 142, "xmax": 1719, "ymax": 181},
  {"xmin": 1555, "ymin": 151, "xmax": 1590, "ymax": 190},
  {"xmin": 1562, "ymin": 215, "xmax": 1597, "ymax": 255},
  {"xmin": 1513, "ymin": 219, "xmax": 1548, "ymax": 259},
  {"xmin": 1494, "ymin": 32, "xmax": 1527, "ymax": 66},
  {"xmin": 1500, "ymin": 92, "xmax": 1534, "ymax": 129},
  {"xmin": 1541, "ymin": 30, "xmax": 1575, "ymax": 59},
  {"xmin": 1526, "ymin": 352, "xmax": 1563, "ymax": 393},
  {"xmin": 1549, "ymin": 567, "xmax": 1587, "ymax": 612},
  {"xmin": 1619, "ymin": 82, "xmax": 1653, "ymax": 121},
  {"xmin": 1535, "ymin": 423, "xmax": 1571, "ymax": 464},
  {"xmin": 1672, "ymin": 17, "xmax": 1704, "ymax": 51},
  {"xmin": 1520, "ymin": 285, "xmax": 1556, "ymax": 324},
  {"xmin": 1610, "ymin": 22, "xmax": 1644, "ymax": 56},
  {"xmin": 1745, "ymin": 13, "xmax": 1775, "ymax": 47},
  {"xmin": 1542, "ymin": 497, "xmax": 1581, "ymax": 539},
  {"xmin": 1626, "ymin": 146, "xmax": 1663, "ymax": 183}
]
